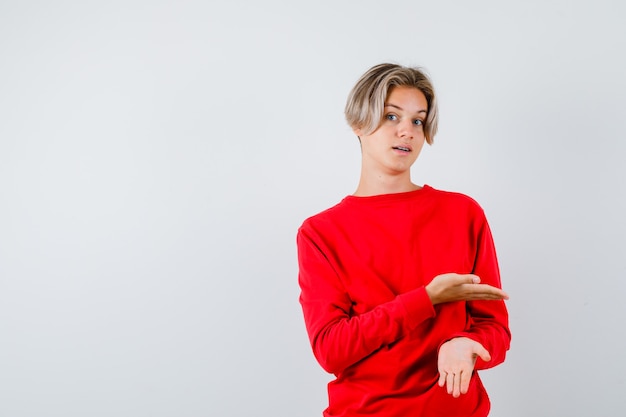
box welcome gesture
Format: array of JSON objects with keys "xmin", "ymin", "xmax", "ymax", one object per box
[
  {"xmin": 438, "ymin": 337, "xmax": 491, "ymax": 397},
  {"xmin": 426, "ymin": 273, "xmax": 509, "ymax": 305},
  {"xmin": 297, "ymin": 63, "xmax": 511, "ymax": 416}
]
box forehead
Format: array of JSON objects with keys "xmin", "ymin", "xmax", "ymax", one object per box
[{"xmin": 385, "ymin": 86, "xmax": 428, "ymax": 110}]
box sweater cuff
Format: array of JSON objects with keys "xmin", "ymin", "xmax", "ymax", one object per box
[{"xmin": 397, "ymin": 287, "xmax": 436, "ymax": 330}]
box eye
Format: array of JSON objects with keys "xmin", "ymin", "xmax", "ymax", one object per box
[
  {"xmin": 413, "ymin": 119, "xmax": 424, "ymax": 126},
  {"xmin": 385, "ymin": 113, "xmax": 398, "ymax": 121}
]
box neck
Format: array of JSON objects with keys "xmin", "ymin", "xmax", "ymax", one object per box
[{"xmin": 353, "ymin": 170, "xmax": 420, "ymax": 197}]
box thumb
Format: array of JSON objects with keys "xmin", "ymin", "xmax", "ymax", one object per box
[
  {"xmin": 473, "ymin": 342, "xmax": 491, "ymax": 362},
  {"xmin": 465, "ymin": 274, "xmax": 481, "ymax": 284}
]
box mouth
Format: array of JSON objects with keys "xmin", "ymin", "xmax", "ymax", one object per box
[{"xmin": 392, "ymin": 146, "xmax": 411, "ymax": 152}]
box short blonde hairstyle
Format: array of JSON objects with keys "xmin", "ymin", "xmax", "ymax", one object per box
[{"xmin": 345, "ymin": 63, "xmax": 438, "ymax": 144}]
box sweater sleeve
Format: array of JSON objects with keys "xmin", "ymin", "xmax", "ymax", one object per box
[
  {"xmin": 297, "ymin": 227, "xmax": 436, "ymax": 375},
  {"xmin": 450, "ymin": 214, "xmax": 511, "ymax": 370}
]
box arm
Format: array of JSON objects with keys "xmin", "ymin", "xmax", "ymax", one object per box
[
  {"xmin": 453, "ymin": 217, "xmax": 511, "ymax": 370},
  {"xmin": 297, "ymin": 228, "xmax": 435, "ymax": 375},
  {"xmin": 437, "ymin": 214, "xmax": 511, "ymax": 396}
]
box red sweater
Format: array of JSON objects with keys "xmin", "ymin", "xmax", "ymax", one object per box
[{"xmin": 297, "ymin": 186, "xmax": 510, "ymax": 417}]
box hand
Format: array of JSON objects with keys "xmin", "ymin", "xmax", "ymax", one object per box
[
  {"xmin": 425, "ymin": 273, "xmax": 509, "ymax": 305},
  {"xmin": 437, "ymin": 337, "xmax": 490, "ymax": 398}
]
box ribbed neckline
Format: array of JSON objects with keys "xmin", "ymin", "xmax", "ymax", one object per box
[{"xmin": 342, "ymin": 184, "xmax": 433, "ymax": 205}]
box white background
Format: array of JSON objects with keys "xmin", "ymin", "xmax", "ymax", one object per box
[{"xmin": 1, "ymin": 1, "xmax": 625, "ymax": 416}]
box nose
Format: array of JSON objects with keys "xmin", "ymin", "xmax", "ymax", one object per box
[{"xmin": 397, "ymin": 118, "xmax": 414, "ymax": 139}]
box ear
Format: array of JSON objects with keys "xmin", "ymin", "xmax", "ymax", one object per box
[{"xmin": 353, "ymin": 127, "xmax": 362, "ymax": 137}]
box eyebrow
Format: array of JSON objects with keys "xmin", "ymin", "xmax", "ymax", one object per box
[{"xmin": 385, "ymin": 103, "xmax": 427, "ymax": 114}]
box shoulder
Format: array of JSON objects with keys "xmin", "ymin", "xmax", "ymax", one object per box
[
  {"xmin": 298, "ymin": 199, "xmax": 349, "ymax": 236},
  {"xmin": 425, "ymin": 185, "xmax": 486, "ymax": 218}
]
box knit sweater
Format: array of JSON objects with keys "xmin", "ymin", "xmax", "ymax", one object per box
[{"xmin": 297, "ymin": 185, "xmax": 510, "ymax": 417}]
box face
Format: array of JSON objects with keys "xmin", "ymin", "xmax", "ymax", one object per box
[{"xmin": 354, "ymin": 86, "xmax": 428, "ymax": 177}]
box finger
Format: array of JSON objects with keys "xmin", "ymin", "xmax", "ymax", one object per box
[
  {"xmin": 446, "ymin": 371, "xmax": 455, "ymax": 395},
  {"xmin": 480, "ymin": 286, "xmax": 509, "ymax": 300},
  {"xmin": 460, "ymin": 369, "xmax": 472, "ymax": 394},
  {"xmin": 473, "ymin": 343, "xmax": 491, "ymax": 362},
  {"xmin": 438, "ymin": 371, "xmax": 446, "ymax": 387},
  {"xmin": 472, "ymin": 340, "xmax": 491, "ymax": 362},
  {"xmin": 457, "ymin": 274, "xmax": 480, "ymax": 285},
  {"xmin": 467, "ymin": 284, "xmax": 509, "ymax": 300},
  {"xmin": 452, "ymin": 372, "xmax": 461, "ymax": 398}
]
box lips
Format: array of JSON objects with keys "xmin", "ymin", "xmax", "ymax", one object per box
[{"xmin": 392, "ymin": 145, "xmax": 411, "ymax": 152}]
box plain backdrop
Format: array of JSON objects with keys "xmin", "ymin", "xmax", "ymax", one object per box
[{"xmin": 1, "ymin": 1, "xmax": 625, "ymax": 416}]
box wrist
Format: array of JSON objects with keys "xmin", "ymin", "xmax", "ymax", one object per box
[{"xmin": 425, "ymin": 283, "xmax": 439, "ymax": 305}]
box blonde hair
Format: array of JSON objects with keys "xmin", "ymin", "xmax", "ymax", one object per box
[{"xmin": 344, "ymin": 63, "xmax": 438, "ymax": 144}]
